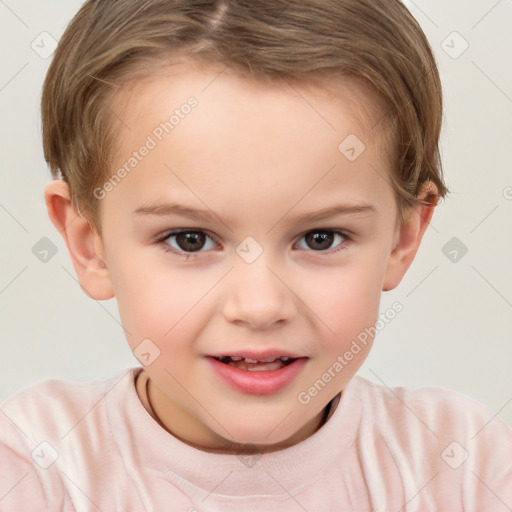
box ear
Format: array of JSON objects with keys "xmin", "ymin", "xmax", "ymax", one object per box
[
  {"xmin": 44, "ymin": 180, "xmax": 114, "ymax": 300},
  {"xmin": 382, "ymin": 182, "xmax": 438, "ymax": 291}
]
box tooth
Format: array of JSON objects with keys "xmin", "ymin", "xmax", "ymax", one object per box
[
  {"xmin": 280, "ymin": 356, "xmax": 290, "ymax": 362},
  {"xmin": 244, "ymin": 358, "xmax": 259, "ymax": 363},
  {"xmin": 229, "ymin": 360, "xmax": 284, "ymax": 371},
  {"xmin": 230, "ymin": 356, "xmax": 242, "ymax": 361},
  {"xmin": 246, "ymin": 361, "xmax": 283, "ymax": 371},
  {"xmin": 259, "ymin": 357, "xmax": 277, "ymax": 363}
]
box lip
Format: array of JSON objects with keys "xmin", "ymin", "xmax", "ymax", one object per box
[
  {"xmin": 206, "ymin": 356, "xmax": 308, "ymax": 396},
  {"xmin": 207, "ymin": 349, "xmax": 305, "ymax": 360}
]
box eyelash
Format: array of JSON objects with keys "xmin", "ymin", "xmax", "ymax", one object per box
[{"xmin": 154, "ymin": 228, "xmax": 352, "ymax": 260}]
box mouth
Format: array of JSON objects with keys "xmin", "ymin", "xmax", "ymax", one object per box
[
  {"xmin": 211, "ymin": 355, "xmax": 298, "ymax": 372},
  {"xmin": 206, "ymin": 354, "xmax": 308, "ymax": 395}
]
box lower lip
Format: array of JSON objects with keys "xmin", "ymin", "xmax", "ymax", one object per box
[{"xmin": 206, "ymin": 357, "xmax": 308, "ymax": 396}]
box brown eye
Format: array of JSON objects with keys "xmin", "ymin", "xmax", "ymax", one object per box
[
  {"xmin": 164, "ymin": 231, "xmax": 215, "ymax": 253},
  {"xmin": 175, "ymin": 232, "xmax": 205, "ymax": 251},
  {"xmin": 297, "ymin": 230, "xmax": 346, "ymax": 251}
]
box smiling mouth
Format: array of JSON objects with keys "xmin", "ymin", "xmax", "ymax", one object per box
[{"xmin": 212, "ymin": 356, "xmax": 297, "ymax": 372}]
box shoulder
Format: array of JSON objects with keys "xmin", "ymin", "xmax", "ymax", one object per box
[
  {"xmin": 1, "ymin": 368, "xmax": 137, "ymax": 440},
  {"xmin": 0, "ymin": 368, "xmax": 140, "ymax": 510},
  {"xmin": 349, "ymin": 374, "xmax": 512, "ymax": 441},
  {"xmin": 351, "ymin": 374, "xmax": 496, "ymax": 421},
  {"xmin": 347, "ymin": 375, "xmax": 512, "ymax": 506},
  {"xmin": 0, "ymin": 367, "xmax": 139, "ymax": 451}
]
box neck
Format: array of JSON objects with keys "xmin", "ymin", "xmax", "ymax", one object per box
[{"xmin": 136, "ymin": 370, "xmax": 338, "ymax": 455}]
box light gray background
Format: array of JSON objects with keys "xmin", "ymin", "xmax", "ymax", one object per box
[{"xmin": 1, "ymin": 1, "xmax": 511, "ymax": 425}]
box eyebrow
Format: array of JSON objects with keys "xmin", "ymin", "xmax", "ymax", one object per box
[{"xmin": 133, "ymin": 201, "xmax": 376, "ymax": 226}]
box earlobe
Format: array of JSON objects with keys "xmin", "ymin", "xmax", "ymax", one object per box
[
  {"xmin": 382, "ymin": 183, "xmax": 438, "ymax": 291},
  {"xmin": 44, "ymin": 181, "xmax": 114, "ymax": 300}
]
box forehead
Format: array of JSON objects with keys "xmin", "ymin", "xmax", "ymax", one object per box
[
  {"xmin": 102, "ymin": 63, "xmax": 396, "ymax": 225},
  {"xmin": 110, "ymin": 61, "xmax": 389, "ymax": 154}
]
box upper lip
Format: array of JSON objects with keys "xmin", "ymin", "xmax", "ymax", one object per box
[{"xmin": 207, "ymin": 350, "xmax": 306, "ymax": 360}]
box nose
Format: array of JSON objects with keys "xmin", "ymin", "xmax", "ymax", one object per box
[{"xmin": 221, "ymin": 256, "xmax": 297, "ymax": 330}]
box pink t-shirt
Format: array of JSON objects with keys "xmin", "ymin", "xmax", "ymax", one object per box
[{"xmin": 1, "ymin": 367, "xmax": 511, "ymax": 511}]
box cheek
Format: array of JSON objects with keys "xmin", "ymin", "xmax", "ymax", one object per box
[
  {"xmin": 109, "ymin": 254, "xmax": 221, "ymax": 351},
  {"xmin": 299, "ymin": 260, "xmax": 384, "ymax": 340}
]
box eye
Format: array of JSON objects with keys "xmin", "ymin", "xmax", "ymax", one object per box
[
  {"xmin": 156, "ymin": 228, "xmax": 349, "ymax": 257},
  {"xmin": 296, "ymin": 230, "xmax": 348, "ymax": 252},
  {"xmin": 161, "ymin": 229, "xmax": 216, "ymax": 253}
]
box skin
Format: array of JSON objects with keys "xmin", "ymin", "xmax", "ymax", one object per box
[{"xmin": 45, "ymin": 63, "xmax": 437, "ymax": 455}]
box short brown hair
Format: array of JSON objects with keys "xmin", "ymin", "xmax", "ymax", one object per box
[{"xmin": 41, "ymin": 0, "xmax": 448, "ymax": 228}]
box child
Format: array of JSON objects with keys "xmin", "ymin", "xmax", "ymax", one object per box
[{"xmin": 1, "ymin": 0, "xmax": 511, "ymax": 510}]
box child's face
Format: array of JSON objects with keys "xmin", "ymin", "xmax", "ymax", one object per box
[{"xmin": 86, "ymin": 64, "xmax": 416, "ymax": 452}]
